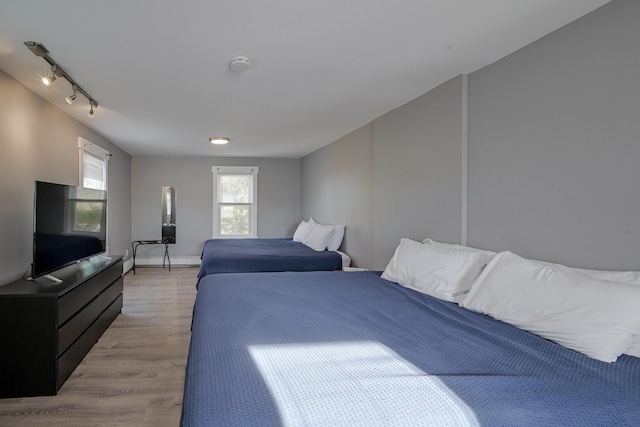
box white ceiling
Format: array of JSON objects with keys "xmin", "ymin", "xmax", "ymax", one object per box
[{"xmin": 0, "ymin": 0, "xmax": 610, "ymax": 158}]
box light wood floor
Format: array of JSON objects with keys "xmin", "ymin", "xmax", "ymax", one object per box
[{"xmin": 0, "ymin": 267, "xmax": 198, "ymax": 427}]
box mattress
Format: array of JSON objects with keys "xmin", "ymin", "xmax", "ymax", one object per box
[
  {"xmin": 197, "ymin": 238, "xmax": 343, "ymax": 281},
  {"xmin": 181, "ymin": 271, "xmax": 640, "ymax": 426}
]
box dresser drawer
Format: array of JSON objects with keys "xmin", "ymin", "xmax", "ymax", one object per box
[
  {"xmin": 57, "ymin": 293, "xmax": 123, "ymax": 389},
  {"xmin": 58, "ymin": 260, "xmax": 122, "ymax": 324},
  {"xmin": 58, "ymin": 277, "xmax": 123, "ymax": 356}
]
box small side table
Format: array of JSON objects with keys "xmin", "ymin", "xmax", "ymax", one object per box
[{"xmin": 131, "ymin": 239, "xmax": 172, "ymax": 274}]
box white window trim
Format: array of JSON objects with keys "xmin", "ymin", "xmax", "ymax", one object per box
[
  {"xmin": 212, "ymin": 166, "xmax": 259, "ymax": 238},
  {"xmin": 78, "ymin": 137, "xmax": 110, "ymax": 253}
]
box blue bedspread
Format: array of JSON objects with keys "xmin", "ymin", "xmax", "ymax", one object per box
[
  {"xmin": 181, "ymin": 271, "xmax": 640, "ymax": 427},
  {"xmin": 197, "ymin": 238, "xmax": 342, "ymax": 280}
]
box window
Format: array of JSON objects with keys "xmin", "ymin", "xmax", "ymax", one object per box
[
  {"xmin": 212, "ymin": 166, "xmax": 259, "ymax": 238},
  {"xmin": 78, "ymin": 137, "xmax": 110, "ymax": 252},
  {"xmin": 78, "ymin": 137, "xmax": 109, "ymax": 191}
]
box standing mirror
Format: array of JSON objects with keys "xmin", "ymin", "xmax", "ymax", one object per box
[{"xmin": 162, "ymin": 186, "xmax": 176, "ymax": 243}]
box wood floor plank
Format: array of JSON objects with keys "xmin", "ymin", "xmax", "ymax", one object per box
[{"xmin": 0, "ymin": 267, "xmax": 198, "ymax": 427}]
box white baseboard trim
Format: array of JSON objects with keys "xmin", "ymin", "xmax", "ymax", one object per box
[
  {"xmin": 133, "ymin": 255, "xmax": 201, "ymax": 267},
  {"xmin": 123, "ymin": 257, "xmax": 134, "ymax": 274}
]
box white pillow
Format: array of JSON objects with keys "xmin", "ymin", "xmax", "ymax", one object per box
[
  {"xmin": 303, "ymin": 223, "xmax": 334, "ymax": 251},
  {"xmin": 422, "ymin": 238, "xmax": 496, "ymax": 258},
  {"xmin": 326, "ymin": 225, "xmax": 345, "ymax": 251},
  {"xmin": 293, "ymin": 219, "xmax": 316, "ymax": 242},
  {"xmin": 524, "ymin": 257, "xmax": 640, "ymax": 358},
  {"xmin": 536, "ymin": 259, "xmax": 640, "ymax": 286},
  {"xmin": 626, "ymin": 337, "xmax": 640, "ymax": 358},
  {"xmin": 460, "ymin": 251, "xmax": 640, "ymax": 363},
  {"xmin": 381, "ymin": 238, "xmax": 493, "ymax": 303}
]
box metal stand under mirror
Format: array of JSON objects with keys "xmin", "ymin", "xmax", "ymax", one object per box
[{"xmin": 162, "ymin": 186, "xmax": 176, "ymax": 243}]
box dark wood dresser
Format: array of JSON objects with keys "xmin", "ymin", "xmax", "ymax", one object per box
[{"xmin": 0, "ymin": 256, "xmax": 123, "ymax": 397}]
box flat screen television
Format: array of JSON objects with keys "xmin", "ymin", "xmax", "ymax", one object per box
[{"xmin": 32, "ymin": 180, "xmax": 107, "ymax": 279}]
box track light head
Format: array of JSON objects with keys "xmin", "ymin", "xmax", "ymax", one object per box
[
  {"xmin": 88, "ymin": 102, "xmax": 96, "ymax": 118},
  {"xmin": 65, "ymin": 85, "xmax": 77, "ymax": 104},
  {"xmin": 42, "ymin": 65, "xmax": 57, "ymax": 86}
]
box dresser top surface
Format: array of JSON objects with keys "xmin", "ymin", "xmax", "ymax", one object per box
[{"xmin": 0, "ymin": 256, "xmax": 122, "ymax": 296}]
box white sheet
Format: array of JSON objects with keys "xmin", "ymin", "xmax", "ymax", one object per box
[{"xmin": 335, "ymin": 250, "xmax": 351, "ymax": 269}]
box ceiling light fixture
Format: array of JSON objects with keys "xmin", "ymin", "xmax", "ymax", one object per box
[
  {"xmin": 65, "ymin": 85, "xmax": 77, "ymax": 104},
  {"xmin": 24, "ymin": 41, "xmax": 99, "ymax": 116},
  {"xmin": 209, "ymin": 137, "xmax": 230, "ymax": 145}
]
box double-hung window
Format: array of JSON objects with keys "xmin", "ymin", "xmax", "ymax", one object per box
[
  {"xmin": 212, "ymin": 166, "xmax": 259, "ymax": 238},
  {"xmin": 78, "ymin": 137, "xmax": 110, "ymax": 252},
  {"xmin": 78, "ymin": 137, "xmax": 109, "ymax": 191}
]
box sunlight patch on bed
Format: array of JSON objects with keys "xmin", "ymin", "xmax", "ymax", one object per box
[{"xmin": 248, "ymin": 340, "xmax": 479, "ymax": 426}]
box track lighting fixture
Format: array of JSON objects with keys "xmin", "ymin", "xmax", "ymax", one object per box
[
  {"xmin": 24, "ymin": 41, "xmax": 98, "ymax": 117},
  {"xmin": 65, "ymin": 85, "xmax": 77, "ymax": 104}
]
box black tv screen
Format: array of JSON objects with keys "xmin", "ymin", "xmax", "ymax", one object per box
[{"xmin": 33, "ymin": 181, "xmax": 107, "ymax": 278}]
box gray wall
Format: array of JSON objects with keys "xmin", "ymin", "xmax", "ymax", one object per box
[
  {"xmin": 302, "ymin": 77, "xmax": 464, "ymax": 270},
  {"xmin": 131, "ymin": 156, "xmax": 300, "ymax": 263},
  {"xmin": 301, "ymin": 124, "xmax": 374, "ymax": 268},
  {"xmin": 301, "ymin": 0, "xmax": 640, "ymax": 272},
  {"xmin": 467, "ymin": 0, "xmax": 640, "ymax": 270},
  {"xmin": 0, "ymin": 69, "xmax": 131, "ymax": 284},
  {"xmin": 373, "ymin": 76, "xmax": 464, "ymax": 268}
]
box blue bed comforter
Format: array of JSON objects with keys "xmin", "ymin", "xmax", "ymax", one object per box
[
  {"xmin": 182, "ymin": 271, "xmax": 640, "ymax": 426},
  {"xmin": 197, "ymin": 238, "xmax": 342, "ymax": 281}
]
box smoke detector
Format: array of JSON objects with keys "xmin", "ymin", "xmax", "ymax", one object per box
[{"xmin": 230, "ymin": 55, "xmax": 251, "ymax": 72}]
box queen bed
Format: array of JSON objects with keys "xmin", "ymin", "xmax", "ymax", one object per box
[
  {"xmin": 181, "ymin": 264, "xmax": 640, "ymax": 426},
  {"xmin": 197, "ymin": 238, "xmax": 345, "ymax": 282}
]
